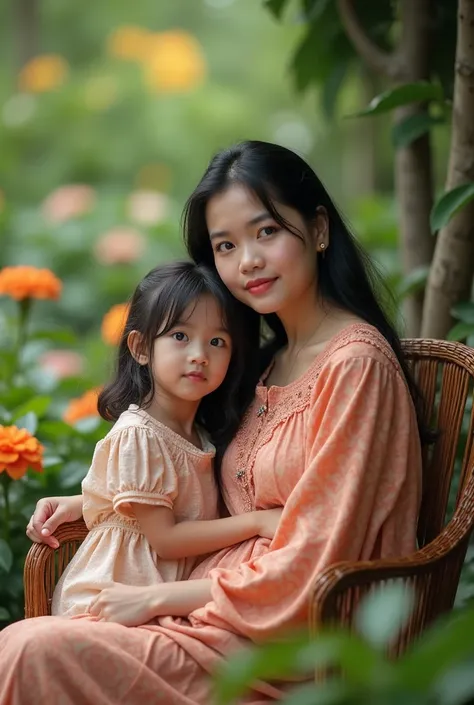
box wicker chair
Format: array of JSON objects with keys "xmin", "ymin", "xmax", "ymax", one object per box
[{"xmin": 24, "ymin": 339, "xmax": 474, "ymax": 654}]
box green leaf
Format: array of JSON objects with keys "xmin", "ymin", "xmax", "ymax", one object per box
[
  {"xmin": 60, "ymin": 460, "xmax": 89, "ymax": 489},
  {"xmin": 43, "ymin": 455, "xmax": 63, "ymax": 468},
  {"xmin": 430, "ymin": 183, "xmax": 474, "ymax": 232},
  {"xmin": 263, "ymin": 0, "xmax": 289, "ymax": 19},
  {"xmin": 396, "ymin": 265, "xmax": 430, "ymax": 299},
  {"xmin": 30, "ymin": 328, "xmax": 77, "ymax": 345},
  {"xmin": 0, "ymin": 539, "xmax": 13, "ymax": 573},
  {"xmin": 349, "ymin": 81, "xmax": 444, "ymax": 118},
  {"xmin": 282, "ymin": 680, "xmax": 352, "ymax": 705},
  {"xmin": 0, "ymin": 607, "xmax": 11, "ymax": 620},
  {"xmin": 447, "ymin": 321, "xmax": 474, "ymax": 342},
  {"xmin": 451, "ymin": 301, "xmax": 474, "ymax": 324},
  {"xmin": 13, "ymin": 411, "xmax": 38, "ymax": 435},
  {"xmin": 433, "ymin": 662, "xmax": 474, "ymax": 705},
  {"xmin": 397, "ymin": 609, "xmax": 474, "ymax": 690},
  {"xmin": 392, "ymin": 113, "xmax": 445, "ymax": 149},
  {"xmin": 355, "ymin": 583, "xmax": 414, "ymax": 649},
  {"xmin": 11, "ymin": 396, "xmax": 51, "ymax": 422},
  {"xmin": 39, "ymin": 420, "xmax": 78, "ymax": 439}
]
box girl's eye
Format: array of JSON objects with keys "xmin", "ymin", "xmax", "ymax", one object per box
[
  {"xmin": 172, "ymin": 331, "xmax": 188, "ymax": 342},
  {"xmin": 210, "ymin": 337, "xmax": 226, "ymax": 347},
  {"xmin": 215, "ymin": 241, "xmax": 234, "ymax": 253},
  {"xmin": 259, "ymin": 225, "xmax": 279, "ymax": 237}
]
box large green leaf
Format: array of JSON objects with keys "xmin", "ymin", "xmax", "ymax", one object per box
[
  {"xmin": 396, "ymin": 265, "xmax": 430, "ymax": 299},
  {"xmin": 11, "ymin": 396, "xmax": 52, "ymax": 422},
  {"xmin": 0, "ymin": 607, "xmax": 11, "ymax": 621},
  {"xmin": 447, "ymin": 321, "xmax": 474, "ymax": 342},
  {"xmin": 451, "ymin": 301, "xmax": 474, "ymax": 324},
  {"xmin": 355, "ymin": 583, "xmax": 413, "ymax": 649},
  {"xmin": 430, "ymin": 183, "xmax": 474, "ymax": 233},
  {"xmin": 392, "ymin": 113, "xmax": 445, "ymax": 149},
  {"xmin": 0, "ymin": 539, "xmax": 13, "ymax": 573},
  {"xmin": 263, "ymin": 0, "xmax": 289, "ymax": 19},
  {"xmin": 350, "ymin": 82, "xmax": 444, "ymax": 118},
  {"xmin": 14, "ymin": 411, "xmax": 38, "ymax": 435}
]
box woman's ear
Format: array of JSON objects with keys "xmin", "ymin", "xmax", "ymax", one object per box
[
  {"xmin": 127, "ymin": 330, "xmax": 148, "ymax": 365},
  {"xmin": 312, "ymin": 206, "xmax": 329, "ymax": 252}
]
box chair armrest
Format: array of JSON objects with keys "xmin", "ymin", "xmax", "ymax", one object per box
[
  {"xmin": 310, "ymin": 513, "xmax": 472, "ymax": 645},
  {"xmin": 24, "ymin": 519, "xmax": 89, "ymax": 618}
]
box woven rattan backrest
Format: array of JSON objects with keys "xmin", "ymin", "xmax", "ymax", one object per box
[{"xmin": 402, "ymin": 339, "xmax": 474, "ymax": 548}]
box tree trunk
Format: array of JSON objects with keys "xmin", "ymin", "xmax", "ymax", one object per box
[
  {"xmin": 422, "ymin": 0, "xmax": 474, "ymax": 339},
  {"xmin": 394, "ymin": 0, "xmax": 435, "ymax": 337},
  {"xmin": 14, "ymin": 0, "xmax": 39, "ymax": 68},
  {"xmin": 337, "ymin": 0, "xmax": 435, "ymax": 337}
]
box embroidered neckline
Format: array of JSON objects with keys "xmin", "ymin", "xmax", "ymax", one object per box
[{"xmin": 232, "ymin": 323, "xmax": 402, "ymax": 510}]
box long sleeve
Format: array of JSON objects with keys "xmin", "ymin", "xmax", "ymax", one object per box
[{"xmin": 196, "ymin": 353, "xmax": 422, "ymax": 642}]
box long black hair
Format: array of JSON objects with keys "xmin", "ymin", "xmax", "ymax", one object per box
[
  {"xmin": 98, "ymin": 260, "xmax": 260, "ymax": 449},
  {"xmin": 183, "ymin": 140, "xmax": 430, "ymax": 442}
]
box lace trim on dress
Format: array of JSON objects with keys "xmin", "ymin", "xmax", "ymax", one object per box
[{"xmin": 233, "ymin": 323, "xmax": 401, "ymax": 511}]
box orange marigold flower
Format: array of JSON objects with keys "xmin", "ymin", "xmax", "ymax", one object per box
[
  {"xmin": 144, "ymin": 31, "xmax": 206, "ymax": 93},
  {"xmin": 19, "ymin": 54, "xmax": 68, "ymax": 93},
  {"xmin": 63, "ymin": 388, "xmax": 101, "ymax": 425},
  {"xmin": 107, "ymin": 25, "xmax": 153, "ymax": 61},
  {"xmin": 101, "ymin": 303, "xmax": 129, "ymax": 345},
  {"xmin": 0, "ymin": 266, "xmax": 62, "ymax": 301},
  {"xmin": 0, "ymin": 425, "xmax": 44, "ymax": 480}
]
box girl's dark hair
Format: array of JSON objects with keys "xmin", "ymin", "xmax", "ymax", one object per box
[
  {"xmin": 98, "ymin": 260, "xmax": 260, "ymax": 449},
  {"xmin": 183, "ymin": 140, "xmax": 431, "ymax": 443}
]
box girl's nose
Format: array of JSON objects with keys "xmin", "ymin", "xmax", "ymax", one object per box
[
  {"xmin": 239, "ymin": 245, "xmax": 264, "ymax": 274},
  {"xmin": 189, "ymin": 345, "xmax": 208, "ymax": 365}
]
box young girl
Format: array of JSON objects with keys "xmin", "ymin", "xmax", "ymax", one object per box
[{"xmin": 52, "ymin": 260, "xmax": 281, "ymax": 617}]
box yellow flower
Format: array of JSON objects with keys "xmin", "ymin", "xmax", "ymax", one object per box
[
  {"xmin": 19, "ymin": 54, "xmax": 68, "ymax": 93},
  {"xmin": 0, "ymin": 425, "xmax": 44, "ymax": 480},
  {"xmin": 0, "ymin": 266, "xmax": 62, "ymax": 301},
  {"xmin": 144, "ymin": 31, "xmax": 206, "ymax": 92},
  {"xmin": 63, "ymin": 389, "xmax": 101, "ymax": 425},
  {"xmin": 101, "ymin": 303, "xmax": 129, "ymax": 345},
  {"xmin": 107, "ymin": 25, "xmax": 153, "ymax": 61}
]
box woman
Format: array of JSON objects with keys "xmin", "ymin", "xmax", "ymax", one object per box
[{"xmin": 0, "ymin": 141, "xmax": 422, "ymax": 704}]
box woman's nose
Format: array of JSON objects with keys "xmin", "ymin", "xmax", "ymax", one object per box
[{"xmin": 239, "ymin": 246, "xmax": 264, "ymax": 274}]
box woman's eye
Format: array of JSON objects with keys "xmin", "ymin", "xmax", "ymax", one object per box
[
  {"xmin": 210, "ymin": 337, "xmax": 226, "ymax": 347},
  {"xmin": 215, "ymin": 241, "xmax": 234, "ymax": 253},
  {"xmin": 172, "ymin": 331, "xmax": 188, "ymax": 342},
  {"xmin": 259, "ymin": 225, "xmax": 278, "ymax": 237}
]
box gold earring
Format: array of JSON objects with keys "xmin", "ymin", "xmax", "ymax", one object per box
[{"xmin": 319, "ymin": 243, "xmax": 326, "ymax": 258}]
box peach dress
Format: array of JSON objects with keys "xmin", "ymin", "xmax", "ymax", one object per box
[
  {"xmin": 0, "ymin": 324, "xmax": 422, "ymax": 704},
  {"xmin": 52, "ymin": 405, "xmax": 218, "ymax": 617}
]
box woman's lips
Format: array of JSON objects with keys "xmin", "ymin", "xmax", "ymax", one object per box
[{"xmin": 245, "ymin": 278, "xmax": 277, "ymax": 295}]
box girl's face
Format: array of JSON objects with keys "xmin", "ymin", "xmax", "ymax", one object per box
[
  {"xmin": 130, "ymin": 294, "xmax": 232, "ymax": 404},
  {"xmin": 206, "ymin": 184, "xmax": 327, "ymax": 318}
]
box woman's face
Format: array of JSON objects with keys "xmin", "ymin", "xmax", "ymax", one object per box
[{"xmin": 205, "ymin": 183, "xmax": 327, "ymax": 317}]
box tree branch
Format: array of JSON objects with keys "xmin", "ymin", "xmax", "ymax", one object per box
[{"xmin": 336, "ymin": 0, "xmax": 407, "ymax": 81}]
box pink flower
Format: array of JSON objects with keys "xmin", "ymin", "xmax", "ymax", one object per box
[
  {"xmin": 39, "ymin": 350, "xmax": 84, "ymax": 379},
  {"xmin": 94, "ymin": 227, "xmax": 146, "ymax": 265},
  {"xmin": 127, "ymin": 190, "xmax": 169, "ymax": 226},
  {"xmin": 42, "ymin": 185, "xmax": 95, "ymax": 224}
]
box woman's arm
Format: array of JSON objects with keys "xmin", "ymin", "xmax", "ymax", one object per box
[
  {"xmin": 26, "ymin": 494, "xmax": 83, "ymax": 549},
  {"xmin": 131, "ymin": 504, "xmax": 282, "ymax": 560}
]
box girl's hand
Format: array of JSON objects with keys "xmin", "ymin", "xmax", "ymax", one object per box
[
  {"xmin": 88, "ymin": 583, "xmax": 159, "ymax": 627},
  {"xmin": 26, "ymin": 495, "xmax": 83, "ymax": 549},
  {"xmin": 257, "ymin": 507, "xmax": 283, "ymax": 539}
]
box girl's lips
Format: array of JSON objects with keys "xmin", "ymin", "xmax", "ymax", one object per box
[
  {"xmin": 245, "ymin": 278, "xmax": 277, "ymax": 295},
  {"xmin": 185, "ymin": 372, "xmax": 206, "ymax": 381}
]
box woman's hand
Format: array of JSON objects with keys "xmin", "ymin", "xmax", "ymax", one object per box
[
  {"xmin": 257, "ymin": 507, "xmax": 283, "ymax": 539},
  {"xmin": 88, "ymin": 583, "xmax": 159, "ymax": 627},
  {"xmin": 25, "ymin": 495, "xmax": 83, "ymax": 549}
]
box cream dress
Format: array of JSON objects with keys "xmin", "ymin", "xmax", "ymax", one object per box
[{"xmin": 52, "ymin": 404, "xmax": 218, "ymax": 617}]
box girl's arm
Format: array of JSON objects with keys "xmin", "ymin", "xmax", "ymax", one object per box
[
  {"xmin": 131, "ymin": 503, "xmax": 282, "ymax": 560},
  {"xmin": 88, "ymin": 579, "xmax": 212, "ymax": 625}
]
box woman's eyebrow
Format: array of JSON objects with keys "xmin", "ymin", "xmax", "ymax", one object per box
[{"xmin": 209, "ymin": 212, "xmax": 271, "ymax": 241}]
